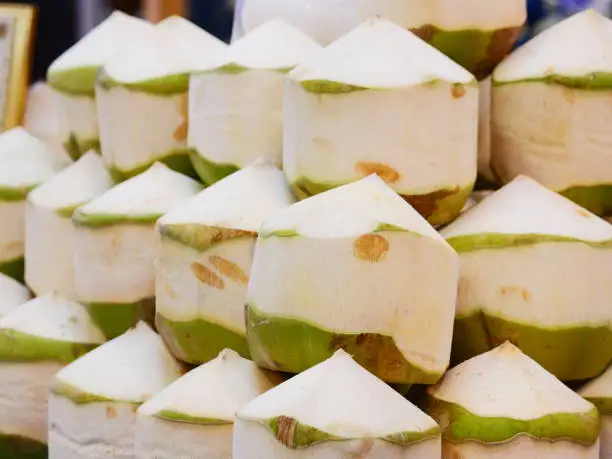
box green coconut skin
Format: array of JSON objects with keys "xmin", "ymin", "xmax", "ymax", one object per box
[
  {"xmin": 63, "ymin": 135, "xmax": 101, "ymax": 162},
  {"xmin": 159, "ymin": 223, "xmax": 257, "ymax": 253},
  {"xmin": 84, "ymin": 298, "xmax": 155, "ymax": 340},
  {"xmin": 292, "ymin": 177, "xmax": 474, "ymax": 226},
  {"xmin": 189, "ymin": 150, "xmax": 239, "ymax": 186},
  {"xmin": 0, "ymin": 329, "xmax": 99, "ymax": 363},
  {"xmin": 583, "ymin": 397, "xmax": 612, "ymax": 415},
  {"xmin": 97, "ymin": 71, "xmax": 189, "ymax": 96},
  {"xmin": 246, "ymin": 304, "xmax": 443, "ymax": 384},
  {"xmin": 0, "ymin": 257, "xmax": 24, "ymax": 283},
  {"xmin": 48, "ymin": 67, "xmax": 99, "ymax": 97},
  {"xmin": 154, "ymin": 410, "xmax": 232, "ymax": 425},
  {"xmin": 492, "ymin": 72, "xmax": 612, "ymax": 91},
  {"xmin": 0, "ymin": 434, "xmax": 47, "ymax": 459},
  {"xmin": 446, "ymin": 233, "xmax": 612, "ymax": 252},
  {"xmin": 427, "ymin": 397, "xmax": 600, "ymax": 446},
  {"xmin": 561, "ymin": 184, "xmax": 612, "ymax": 217},
  {"xmin": 51, "ymin": 380, "xmax": 144, "ymax": 405},
  {"xmin": 73, "ymin": 210, "xmax": 163, "ymax": 228},
  {"xmin": 109, "ymin": 149, "xmax": 198, "ymax": 182},
  {"xmin": 0, "ymin": 186, "xmax": 37, "ymax": 202}
]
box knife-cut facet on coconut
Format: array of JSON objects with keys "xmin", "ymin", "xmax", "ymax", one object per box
[
  {"xmin": 440, "ymin": 175, "xmax": 612, "ymax": 380},
  {"xmin": 24, "ymin": 82, "xmax": 66, "ymax": 153},
  {"xmin": 97, "ymin": 16, "xmax": 227, "ymax": 181},
  {"xmin": 156, "ymin": 159, "xmax": 294, "ymax": 364},
  {"xmin": 25, "ymin": 151, "xmax": 114, "ymax": 297},
  {"xmin": 73, "ymin": 162, "xmax": 202, "ymax": 339},
  {"xmin": 427, "ymin": 342, "xmax": 601, "ymax": 459},
  {"xmin": 476, "ymin": 77, "xmax": 497, "ymax": 187},
  {"xmin": 246, "ymin": 174, "xmax": 459, "ymax": 384},
  {"xmin": 47, "ymin": 11, "xmax": 153, "ymax": 160},
  {"xmin": 135, "ymin": 348, "xmax": 279, "ymax": 458},
  {"xmin": 492, "ymin": 9, "xmax": 612, "ymax": 216},
  {"xmin": 0, "ymin": 127, "xmax": 70, "ymax": 282},
  {"xmin": 234, "ymin": 349, "xmax": 441, "ymax": 459},
  {"xmin": 189, "ymin": 20, "xmax": 320, "ymax": 185},
  {"xmin": 579, "ymin": 365, "xmax": 612, "ymax": 458},
  {"xmin": 0, "ymin": 293, "xmax": 106, "ymax": 459},
  {"xmin": 284, "ymin": 18, "xmax": 478, "ymax": 226},
  {"xmin": 48, "ymin": 321, "xmax": 183, "ymax": 459},
  {"xmin": 0, "ymin": 273, "xmax": 30, "ymax": 318}
]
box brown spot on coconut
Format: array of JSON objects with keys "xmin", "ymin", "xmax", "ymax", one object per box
[
  {"xmin": 353, "ymin": 234, "xmax": 389, "ymax": 262},
  {"xmin": 191, "ymin": 262, "xmax": 225, "ymax": 289},
  {"xmin": 452, "ymin": 84, "xmax": 466, "ymax": 99},
  {"xmin": 173, "ymin": 93, "xmax": 189, "ymax": 142},
  {"xmin": 355, "ymin": 162, "xmax": 400, "ymax": 184},
  {"xmin": 209, "ymin": 255, "xmax": 249, "ymax": 285},
  {"xmin": 105, "ymin": 406, "xmax": 118, "ymax": 419}
]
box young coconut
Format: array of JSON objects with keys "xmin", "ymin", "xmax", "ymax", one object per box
[
  {"xmin": 0, "ymin": 273, "xmax": 31, "ymax": 318},
  {"xmin": 579, "ymin": 365, "xmax": 612, "ymax": 458},
  {"xmin": 491, "ymin": 9, "xmax": 612, "ymax": 216},
  {"xmin": 47, "ymin": 11, "xmax": 153, "ymax": 160},
  {"xmin": 234, "ymin": 349, "xmax": 441, "ymax": 458},
  {"xmin": 0, "ymin": 127, "xmax": 71, "ymax": 282},
  {"xmin": 476, "ymin": 77, "xmax": 497, "ymax": 186},
  {"xmin": 189, "ymin": 19, "xmax": 320, "ymax": 184},
  {"xmin": 245, "ymin": 174, "xmax": 459, "ymax": 384},
  {"xmin": 48, "ymin": 321, "xmax": 183, "ymax": 459},
  {"xmin": 0, "ymin": 293, "xmax": 106, "ymax": 458},
  {"xmin": 156, "ymin": 159, "xmax": 294, "ymax": 364},
  {"xmin": 97, "ymin": 16, "xmax": 227, "ymax": 180},
  {"xmin": 135, "ymin": 348, "xmax": 279, "ymax": 458},
  {"xmin": 440, "ymin": 175, "xmax": 612, "ymax": 381},
  {"xmin": 24, "ymin": 82, "xmax": 65, "ymax": 153},
  {"xmin": 73, "ymin": 162, "xmax": 202, "ymax": 339},
  {"xmin": 284, "ymin": 18, "xmax": 478, "ymax": 226},
  {"xmin": 427, "ymin": 342, "xmax": 600, "ymax": 458},
  {"xmin": 25, "ymin": 151, "xmax": 114, "ymax": 297}
]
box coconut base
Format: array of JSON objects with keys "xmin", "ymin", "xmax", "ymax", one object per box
[
  {"xmin": 84, "ymin": 298, "xmax": 155, "ymax": 339},
  {"xmin": 189, "ymin": 150, "xmax": 239, "ymax": 186},
  {"xmin": 0, "ymin": 434, "xmax": 47, "ymax": 459},
  {"xmin": 560, "ymin": 184, "xmax": 612, "ymax": 217},
  {"xmin": 63, "ymin": 135, "xmax": 100, "ymax": 161},
  {"xmin": 0, "ymin": 257, "xmax": 24, "ymax": 283},
  {"xmin": 109, "ymin": 149, "xmax": 197, "ymax": 182}
]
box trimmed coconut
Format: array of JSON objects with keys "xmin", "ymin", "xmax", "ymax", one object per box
[
  {"xmin": 73, "ymin": 162, "xmax": 202, "ymax": 339},
  {"xmin": 284, "ymin": 18, "xmax": 478, "ymax": 226},
  {"xmin": 156, "ymin": 159, "xmax": 294, "ymax": 364},
  {"xmin": 0, "ymin": 293, "xmax": 106, "ymax": 458},
  {"xmin": 477, "ymin": 77, "xmax": 497, "ymax": 185},
  {"xmin": 24, "ymin": 82, "xmax": 66, "ymax": 153},
  {"xmin": 428, "ymin": 342, "xmax": 600, "ymax": 458},
  {"xmin": 440, "ymin": 175, "xmax": 612, "ymax": 380},
  {"xmin": 579, "ymin": 365, "xmax": 612, "ymax": 458},
  {"xmin": 47, "ymin": 11, "xmax": 153, "ymax": 160},
  {"xmin": 48, "ymin": 321, "xmax": 183, "ymax": 459},
  {"xmin": 25, "ymin": 151, "xmax": 114, "ymax": 297},
  {"xmin": 245, "ymin": 174, "xmax": 459, "ymax": 384},
  {"xmin": 96, "ymin": 16, "xmax": 227, "ymax": 180},
  {"xmin": 189, "ymin": 19, "xmax": 320, "ymax": 185},
  {"xmin": 234, "ymin": 349, "xmax": 441, "ymax": 458},
  {"xmin": 0, "ymin": 127, "xmax": 70, "ymax": 282},
  {"xmin": 135, "ymin": 348, "xmax": 279, "ymax": 458},
  {"xmin": 0, "ymin": 273, "xmax": 30, "ymax": 318},
  {"xmin": 492, "ymin": 9, "xmax": 612, "ymax": 216}
]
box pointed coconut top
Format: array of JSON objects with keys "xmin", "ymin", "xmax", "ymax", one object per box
[
  {"xmin": 0, "ymin": 273, "xmax": 31, "ymax": 317},
  {"xmin": 237, "ymin": 350, "xmax": 439, "ymax": 448},
  {"xmin": 427, "ymin": 342, "xmax": 599, "ymax": 445},
  {"xmin": 52, "ymin": 321, "xmax": 183, "ymax": 404},
  {"xmin": 210, "ymin": 19, "xmax": 321, "ymax": 72},
  {"xmin": 0, "ymin": 293, "xmax": 106, "ymax": 363},
  {"xmin": 289, "ymin": 18, "xmax": 475, "ymax": 91},
  {"xmin": 73, "ymin": 162, "xmax": 202, "ymax": 227},
  {"xmin": 102, "ymin": 16, "xmax": 227, "ymax": 91},
  {"xmin": 440, "ymin": 175, "xmax": 612, "ymax": 250},
  {"xmin": 138, "ymin": 349, "xmax": 278, "ymax": 423},
  {"xmin": 28, "ymin": 151, "xmax": 114, "ymax": 215},
  {"xmin": 260, "ymin": 174, "xmax": 446, "ymax": 242},
  {"xmin": 494, "ymin": 9, "xmax": 612, "ymax": 85},
  {"xmin": 579, "ymin": 365, "xmax": 612, "ymax": 414},
  {"xmin": 0, "ymin": 128, "xmax": 70, "ymax": 199}
]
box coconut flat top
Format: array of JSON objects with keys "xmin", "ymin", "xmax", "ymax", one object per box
[
  {"xmin": 159, "ymin": 160, "xmax": 294, "ymax": 231},
  {"xmin": 431, "ymin": 343, "xmax": 594, "ymax": 419},
  {"xmin": 0, "ymin": 274, "xmax": 31, "ymax": 316},
  {"xmin": 495, "ymin": 9, "xmax": 612, "ymax": 83},
  {"xmin": 289, "ymin": 18, "xmax": 475, "ymax": 89},
  {"xmin": 441, "ymin": 175, "xmax": 612, "ymax": 242}
]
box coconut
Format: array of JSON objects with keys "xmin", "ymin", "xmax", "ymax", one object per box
[
  {"xmin": 234, "ymin": 349, "xmax": 441, "ymax": 458},
  {"xmin": 73, "ymin": 162, "xmax": 201, "ymax": 339},
  {"xmin": 284, "ymin": 18, "xmax": 478, "ymax": 226},
  {"xmin": 440, "ymin": 175, "xmax": 612, "ymax": 380},
  {"xmin": 48, "ymin": 321, "xmax": 183, "ymax": 459},
  {"xmin": 156, "ymin": 159, "xmax": 294, "ymax": 364},
  {"xmin": 25, "ymin": 151, "xmax": 114, "ymax": 297},
  {"xmin": 24, "ymin": 82, "xmax": 65, "ymax": 153},
  {"xmin": 0, "ymin": 293, "xmax": 106, "ymax": 458},
  {"xmin": 0, "ymin": 127, "xmax": 71, "ymax": 282},
  {"xmin": 189, "ymin": 19, "xmax": 320, "ymax": 185},
  {"xmin": 47, "ymin": 11, "xmax": 153, "ymax": 160},
  {"xmin": 97, "ymin": 16, "xmax": 227, "ymax": 181},
  {"xmin": 246, "ymin": 174, "xmax": 458, "ymax": 384},
  {"xmin": 492, "ymin": 9, "xmax": 612, "ymax": 216},
  {"xmin": 0, "ymin": 273, "xmax": 30, "ymax": 318},
  {"xmin": 135, "ymin": 348, "xmax": 279, "ymax": 458},
  {"xmin": 428, "ymin": 342, "xmax": 600, "ymax": 458},
  {"xmin": 477, "ymin": 76, "xmax": 497, "ymax": 186},
  {"xmin": 579, "ymin": 365, "xmax": 612, "ymax": 458}
]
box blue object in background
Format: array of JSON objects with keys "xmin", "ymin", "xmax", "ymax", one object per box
[{"xmin": 190, "ymin": 0, "xmax": 234, "ymax": 42}]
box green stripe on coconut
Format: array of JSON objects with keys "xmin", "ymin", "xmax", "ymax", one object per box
[{"xmin": 579, "ymin": 363, "xmax": 612, "ymax": 457}]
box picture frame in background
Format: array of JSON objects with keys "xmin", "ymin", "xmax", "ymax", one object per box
[{"xmin": 0, "ymin": 3, "xmax": 36, "ymax": 131}]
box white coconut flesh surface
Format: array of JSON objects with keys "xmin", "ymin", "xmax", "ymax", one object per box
[
  {"xmin": 491, "ymin": 9, "xmax": 612, "ymax": 192},
  {"xmin": 0, "ymin": 273, "xmax": 30, "ymax": 317},
  {"xmin": 48, "ymin": 322, "xmax": 183, "ymax": 459},
  {"xmin": 428, "ymin": 343, "xmax": 600, "ymax": 458},
  {"xmin": 234, "ymin": 349, "xmax": 441, "ymax": 459},
  {"xmin": 0, "ymin": 294, "xmax": 106, "ymax": 446},
  {"xmin": 26, "ymin": 152, "xmax": 114, "ymax": 297},
  {"xmin": 73, "ymin": 162, "xmax": 201, "ymax": 306},
  {"xmin": 477, "ymin": 77, "xmax": 495, "ymax": 182},
  {"xmin": 24, "ymin": 82, "xmax": 66, "ymax": 152},
  {"xmin": 189, "ymin": 19, "xmax": 321, "ymax": 170},
  {"xmin": 283, "ymin": 18, "xmax": 478, "ymax": 198},
  {"xmin": 246, "ymin": 174, "xmax": 459, "ymax": 381},
  {"xmin": 135, "ymin": 349, "xmax": 277, "ymax": 458}
]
